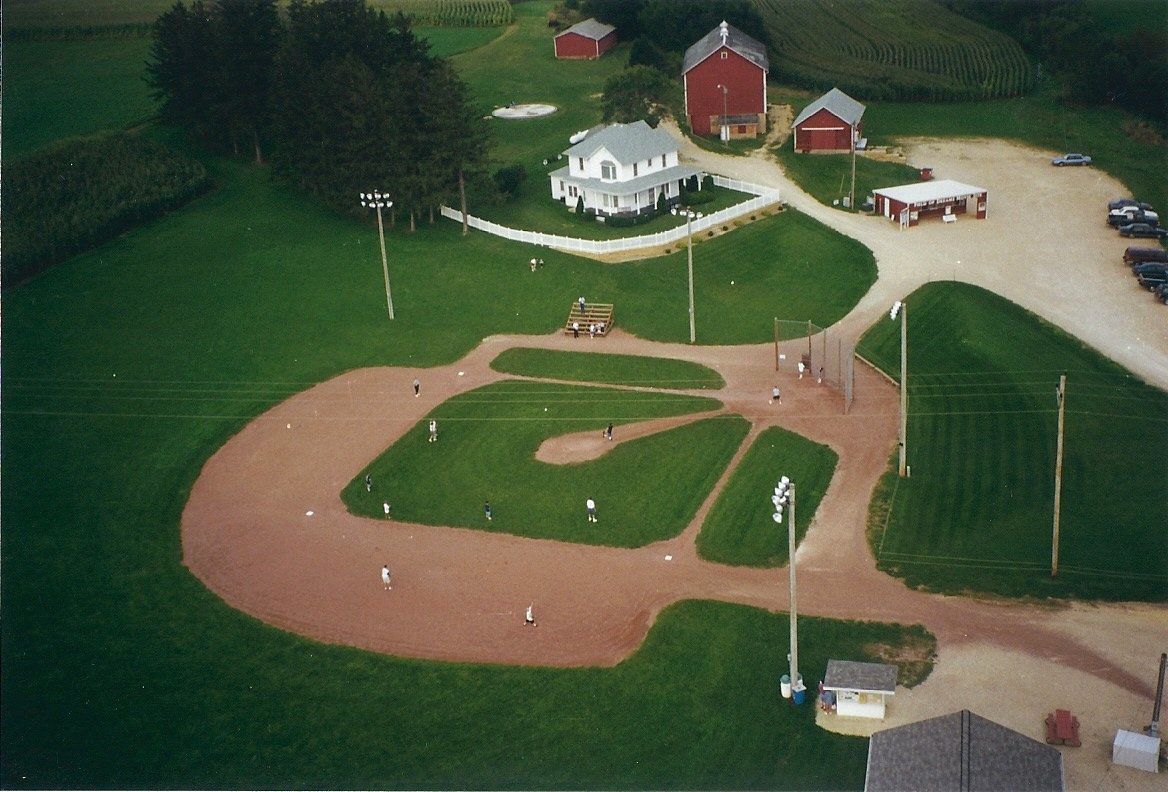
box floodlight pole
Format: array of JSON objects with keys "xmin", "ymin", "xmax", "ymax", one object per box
[
  {"xmin": 787, "ymin": 483, "xmax": 798, "ymax": 696},
  {"xmin": 360, "ymin": 192, "xmax": 395, "ymax": 320},
  {"xmin": 687, "ymin": 211, "xmax": 696, "ymax": 344},
  {"xmin": 899, "ymin": 301, "xmax": 908, "ymax": 477},
  {"xmin": 1051, "ymin": 372, "xmax": 1066, "ymax": 577}
]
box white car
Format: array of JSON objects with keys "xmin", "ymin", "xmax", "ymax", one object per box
[{"xmin": 1052, "ymin": 152, "xmax": 1092, "ymax": 166}]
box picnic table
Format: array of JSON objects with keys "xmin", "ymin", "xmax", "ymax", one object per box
[{"xmin": 1045, "ymin": 709, "xmax": 1081, "ymax": 747}]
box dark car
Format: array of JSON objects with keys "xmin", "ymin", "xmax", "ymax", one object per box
[
  {"xmin": 1138, "ymin": 271, "xmax": 1168, "ymax": 289},
  {"xmin": 1110, "ymin": 198, "xmax": 1153, "ymax": 211},
  {"xmin": 1109, "ymin": 210, "xmax": 1159, "ymax": 227},
  {"xmin": 1119, "ymin": 223, "xmax": 1168, "ymax": 239},
  {"xmin": 1132, "ymin": 262, "xmax": 1168, "ymax": 277},
  {"xmin": 1124, "ymin": 246, "xmax": 1168, "ymax": 264},
  {"xmin": 1157, "ymin": 283, "xmax": 1168, "ymax": 304}
]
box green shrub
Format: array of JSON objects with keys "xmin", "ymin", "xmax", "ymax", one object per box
[
  {"xmin": 492, "ymin": 163, "xmax": 526, "ymax": 196},
  {"xmin": 605, "ymin": 209, "xmax": 661, "ymax": 228},
  {"xmin": 682, "ymin": 189, "xmax": 715, "ymax": 207},
  {"xmin": 1, "ymin": 133, "xmax": 211, "ymax": 285}
]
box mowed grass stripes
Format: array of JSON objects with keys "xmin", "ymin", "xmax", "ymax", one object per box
[
  {"xmin": 859, "ymin": 282, "xmax": 1167, "ymax": 600},
  {"xmin": 345, "ymin": 381, "xmax": 747, "ymax": 546},
  {"xmin": 490, "ymin": 348, "xmax": 726, "ymax": 389},
  {"xmin": 698, "ymin": 427, "xmax": 838, "ymax": 567}
]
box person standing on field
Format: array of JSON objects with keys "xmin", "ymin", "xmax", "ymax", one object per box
[
  {"xmin": 578, "ymin": 296, "xmax": 586, "ymax": 313},
  {"xmin": 586, "ymin": 497, "xmax": 598, "ymax": 523},
  {"xmin": 524, "ymin": 603, "xmax": 536, "ymax": 627},
  {"xmin": 381, "ymin": 564, "xmax": 392, "ymax": 590},
  {"xmin": 771, "ymin": 386, "xmax": 781, "ymax": 405},
  {"xmin": 413, "ymin": 378, "xmax": 421, "ymax": 397},
  {"xmin": 484, "ymin": 500, "xmax": 493, "ymax": 521},
  {"xmin": 603, "ymin": 423, "xmax": 613, "ymax": 441},
  {"xmin": 428, "ymin": 419, "xmax": 438, "ymax": 442},
  {"xmin": 365, "ymin": 473, "xmax": 373, "ymax": 492},
  {"xmin": 383, "ymin": 502, "xmax": 391, "ymax": 518}
]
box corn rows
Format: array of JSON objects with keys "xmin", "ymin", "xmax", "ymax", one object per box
[
  {"xmin": 375, "ymin": 0, "xmax": 513, "ymax": 28},
  {"xmin": 757, "ymin": 0, "xmax": 1034, "ymax": 101}
]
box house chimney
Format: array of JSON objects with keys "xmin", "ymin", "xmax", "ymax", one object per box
[{"xmin": 719, "ymin": 20, "xmax": 729, "ymax": 45}]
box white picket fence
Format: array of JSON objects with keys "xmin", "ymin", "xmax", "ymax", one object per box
[{"xmin": 439, "ymin": 175, "xmax": 781, "ymax": 255}]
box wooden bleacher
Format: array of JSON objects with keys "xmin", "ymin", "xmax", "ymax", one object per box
[{"xmin": 563, "ymin": 302, "xmax": 614, "ymax": 336}]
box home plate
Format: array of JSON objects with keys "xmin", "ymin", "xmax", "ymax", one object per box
[
  {"xmin": 306, "ymin": 510, "xmax": 314, "ymax": 516},
  {"xmin": 458, "ymin": 371, "xmax": 465, "ymax": 376},
  {"xmin": 664, "ymin": 554, "xmax": 673, "ymax": 561}
]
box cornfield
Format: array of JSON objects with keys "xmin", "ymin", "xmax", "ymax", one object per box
[
  {"xmin": 756, "ymin": 0, "xmax": 1034, "ymax": 101},
  {"xmin": 372, "ymin": 0, "xmax": 513, "ymax": 27}
]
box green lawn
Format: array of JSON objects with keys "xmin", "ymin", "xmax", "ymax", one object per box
[
  {"xmin": 774, "ymin": 141, "xmax": 922, "ymax": 211},
  {"xmin": 344, "ymin": 382, "xmax": 745, "ymax": 546},
  {"xmin": 416, "ymin": 25, "xmax": 505, "ymax": 58},
  {"xmin": 857, "ymin": 282, "xmax": 1168, "ymax": 601},
  {"xmin": 1, "ymin": 36, "xmax": 156, "ymax": 158},
  {"xmin": 698, "ymin": 427, "xmax": 839, "ymax": 567},
  {"xmin": 490, "ymin": 348, "xmax": 725, "ymax": 389},
  {"xmin": 476, "ymin": 182, "xmax": 756, "ymax": 240}
]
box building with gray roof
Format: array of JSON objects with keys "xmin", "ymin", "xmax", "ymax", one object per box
[
  {"xmin": 865, "ymin": 710, "xmax": 1065, "ymax": 791},
  {"xmin": 792, "ymin": 88, "xmax": 866, "ymax": 152}
]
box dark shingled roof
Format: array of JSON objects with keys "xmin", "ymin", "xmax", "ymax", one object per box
[
  {"xmin": 555, "ymin": 17, "xmax": 615, "ymax": 41},
  {"xmin": 682, "ymin": 20, "xmax": 769, "ymax": 74},
  {"xmin": 866, "ymin": 710, "xmax": 1065, "ymax": 792},
  {"xmin": 823, "ymin": 659, "xmax": 898, "ymax": 694}
]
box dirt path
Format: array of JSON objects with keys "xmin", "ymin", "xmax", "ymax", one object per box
[{"xmin": 182, "ymin": 132, "xmax": 1167, "ymax": 787}]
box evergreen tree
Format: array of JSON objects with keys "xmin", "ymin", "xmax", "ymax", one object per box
[
  {"xmin": 146, "ymin": 1, "xmax": 217, "ymax": 140},
  {"xmin": 214, "ymin": 0, "xmax": 281, "ymax": 163}
]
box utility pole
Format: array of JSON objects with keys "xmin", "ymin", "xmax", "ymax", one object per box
[
  {"xmin": 1052, "ymin": 373, "xmax": 1066, "ymax": 577},
  {"xmin": 849, "ymin": 121, "xmax": 857, "ymax": 211},
  {"xmin": 774, "ymin": 317, "xmax": 780, "ymax": 371},
  {"xmin": 898, "ymin": 301, "xmax": 908, "ymax": 476}
]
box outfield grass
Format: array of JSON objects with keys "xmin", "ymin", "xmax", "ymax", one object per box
[
  {"xmin": 774, "ymin": 141, "xmax": 922, "ymax": 211},
  {"xmin": 2, "ymin": 36, "xmax": 156, "ymax": 158},
  {"xmin": 490, "ymin": 348, "xmax": 725, "ymax": 389},
  {"xmin": 698, "ymin": 427, "xmax": 839, "ymax": 567},
  {"xmin": 344, "ymin": 382, "xmax": 744, "ymax": 546},
  {"xmin": 857, "ymin": 282, "xmax": 1168, "ymax": 601}
]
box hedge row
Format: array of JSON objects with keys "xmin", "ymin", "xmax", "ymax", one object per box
[{"xmin": 2, "ymin": 134, "xmax": 211, "ymax": 286}]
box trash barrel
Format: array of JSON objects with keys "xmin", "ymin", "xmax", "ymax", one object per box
[
  {"xmin": 792, "ymin": 675, "xmax": 806, "ymax": 705},
  {"xmin": 780, "ymin": 674, "xmax": 791, "ymax": 699}
]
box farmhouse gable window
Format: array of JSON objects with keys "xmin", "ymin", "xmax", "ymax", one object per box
[
  {"xmin": 600, "ymin": 160, "xmax": 617, "ymax": 180},
  {"xmin": 633, "ymin": 163, "xmax": 639, "ymax": 176}
]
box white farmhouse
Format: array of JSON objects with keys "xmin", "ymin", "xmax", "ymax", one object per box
[{"xmin": 548, "ymin": 120, "xmax": 703, "ymax": 217}]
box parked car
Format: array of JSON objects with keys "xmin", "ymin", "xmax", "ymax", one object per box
[
  {"xmin": 1109, "ymin": 198, "xmax": 1153, "ymax": 211},
  {"xmin": 1124, "ymin": 246, "xmax": 1168, "ymax": 264},
  {"xmin": 1157, "ymin": 283, "xmax": 1168, "ymax": 304},
  {"xmin": 1138, "ymin": 271, "xmax": 1168, "ymax": 289},
  {"xmin": 1119, "ymin": 222, "xmax": 1168, "ymax": 238},
  {"xmin": 1109, "ymin": 209, "xmax": 1159, "ymax": 226},
  {"xmin": 1132, "ymin": 262, "xmax": 1168, "ymax": 277},
  {"xmin": 1052, "ymin": 153, "xmax": 1092, "ymax": 166}
]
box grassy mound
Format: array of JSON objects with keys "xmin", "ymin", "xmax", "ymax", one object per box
[{"xmin": 858, "ymin": 282, "xmax": 1167, "ymax": 601}]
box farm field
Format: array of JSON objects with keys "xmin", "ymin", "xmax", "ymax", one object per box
[
  {"xmin": 343, "ymin": 382, "xmax": 743, "ymax": 546},
  {"xmin": 490, "ymin": 348, "xmax": 725, "ymax": 389},
  {"xmin": 858, "ymin": 282, "xmax": 1168, "ymax": 601},
  {"xmin": 755, "ymin": 0, "xmax": 1034, "ymax": 101},
  {"xmin": 697, "ymin": 427, "xmax": 838, "ymax": 567}
]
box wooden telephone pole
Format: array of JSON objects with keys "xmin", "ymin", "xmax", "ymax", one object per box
[{"xmin": 1051, "ymin": 373, "xmax": 1066, "ymax": 577}]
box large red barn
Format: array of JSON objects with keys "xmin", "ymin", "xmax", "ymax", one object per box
[
  {"xmin": 792, "ymin": 88, "xmax": 865, "ymax": 152},
  {"xmin": 682, "ymin": 21, "xmax": 769, "ymax": 139},
  {"xmin": 554, "ymin": 18, "xmax": 617, "ymax": 60}
]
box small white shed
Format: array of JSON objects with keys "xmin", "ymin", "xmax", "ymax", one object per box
[
  {"xmin": 1112, "ymin": 729, "xmax": 1161, "ymax": 773},
  {"xmin": 823, "ymin": 659, "xmax": 898, "ymax": 720}
]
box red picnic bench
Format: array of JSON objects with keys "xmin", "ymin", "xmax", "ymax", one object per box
[{"xmin": 1045, "ymin": 709, "xmax": 1081, "ymax": 747}]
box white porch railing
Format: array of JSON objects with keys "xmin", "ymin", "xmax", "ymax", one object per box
[{"xmin": 439, "ymin": 175, "xmax": 781, "ymax": 255}]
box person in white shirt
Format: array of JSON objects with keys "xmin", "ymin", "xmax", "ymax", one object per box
[
  {"xmin": 586, "ymin": 497, "xmax": 598, "ymax": 523},
  {"xmin": 381, "ymin": 564, "xmax": 392, "ymax": 591},
  {"xmin": 525, "ymin": 603, "xmax": 536, "ymax": 627},
  {"xmin": 428, "ymin": 419, "xmax": 438, "ymax": 442},
  {"xmin": 383, "ymin": 502, "xmax": 391, "ymax": 518}
]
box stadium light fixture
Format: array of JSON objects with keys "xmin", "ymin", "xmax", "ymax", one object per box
[
  {"xmin": 772, "ymin": 476, "xmax": 800, "ymax": 703},
  {"xmin": 672, "ymin": 207, "xmax": 703, "ymax": 344},
  {"xmin": 890, "ymin": 300, "xmax": 907, "ymax": 475}
]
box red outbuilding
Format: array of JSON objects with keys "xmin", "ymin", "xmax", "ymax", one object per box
[
  {"xmin": 554, "ymin": 18, "xmax": 617, "ymax": 60},
  {"xmin": 872, "ymin": 180, "xmax": 988, "ymax": 227},
  {"xmin": 682, "ymin": 20, "xmax": 769, "ymax": 139},
  {"xmin": 792, "ymin": 88, "xmax": 865, "ymax": 152}
]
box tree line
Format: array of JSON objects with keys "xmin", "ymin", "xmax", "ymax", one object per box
[
  {"xmin": 147, "ymin": 0, "xmax": 489, "ymax": 229},
  {"xmin": 941, "ymin": 0, "xmax": 1168, "ymax": 126}
]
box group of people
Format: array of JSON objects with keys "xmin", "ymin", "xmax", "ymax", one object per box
[
  {"xmin": 570, "ymin": 320, "xmax": 605, "ymax": 338},
  {"xmin": 796, "ymin": 360, "xmax": 825, "ymax": 384}
]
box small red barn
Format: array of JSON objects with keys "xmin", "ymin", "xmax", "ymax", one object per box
[
  {"xmin": 792, "ymin": 88, "xmax": 865, "ymax": 153},
  {"xmin": 682, "ymin": 20, "xmax": 769, "ymax": 138},
  {"xmin": 554, "ymin": 18, "xmax": 617, "ymax": 60}
]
